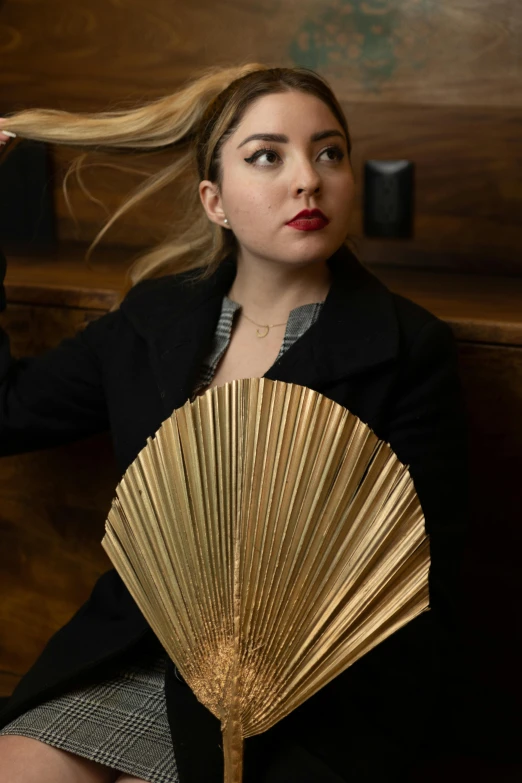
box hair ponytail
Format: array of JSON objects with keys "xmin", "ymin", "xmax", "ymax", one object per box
[{"xmin": 1, "ymin": 62, "xmax": 355, "ymax": 310}]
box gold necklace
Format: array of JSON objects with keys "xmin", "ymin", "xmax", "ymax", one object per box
[{"xmin": 240, "ymin": 311, "xmax": 288, "ymax": 338}]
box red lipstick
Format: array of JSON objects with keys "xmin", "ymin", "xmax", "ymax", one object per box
[{"xmin": 286, "ymin": 208, "xmax": 329, "ymax": 232}]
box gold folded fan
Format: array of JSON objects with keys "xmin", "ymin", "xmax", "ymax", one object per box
[{"xmin": 102, "ymin": 377, "xmax": 430, "ymax": 782}]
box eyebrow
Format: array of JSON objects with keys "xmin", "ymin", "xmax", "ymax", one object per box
[{"xmin": 237, "ymin": 129, "xmax": 346, "ymax": 149}]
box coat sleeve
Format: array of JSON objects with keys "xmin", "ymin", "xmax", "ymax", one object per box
[
  {"xmin": 384, "ymin": 314, "xmax": 471, "ymax": 631},
  {"xmin": 0, "ymin": 248, "xmax": 113, "ymax": 456}
]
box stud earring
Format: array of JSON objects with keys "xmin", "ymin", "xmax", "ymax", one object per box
[{"xmin": 223, "ymin": 218, "xmax": 228, "ymax": 224}]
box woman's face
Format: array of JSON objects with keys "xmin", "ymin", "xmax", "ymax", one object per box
[{"xmin": 199, "ymin": 90, "xmax": 356, "ymax": 269}]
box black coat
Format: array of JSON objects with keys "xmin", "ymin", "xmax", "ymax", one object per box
[{"xmin": 0, "ymin": 244, "xmax": 470, "ymax": 782}]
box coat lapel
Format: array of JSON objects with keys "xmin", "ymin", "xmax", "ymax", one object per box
[{"xmin": 120, "ymin": 243, "xmax": 400, "ymax": 418}]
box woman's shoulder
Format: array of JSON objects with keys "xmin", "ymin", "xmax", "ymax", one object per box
[
  {"xmin": 349, "ymin": 252, "xmax": 453, "ymax": 352},
  {"xmin": 73, "ymin": 271, "xmax": 196, "ymax": 353},
  {"xmin": 387, "ymin": 287, "xmax": 454, "ymax": 352},
  {"xmin": 116, "ymin": 266, "xmax": 213, "ymax": 340},
  {"xmin": 121, "ymin": 268, "xmax": 198, "ymax": 307}
]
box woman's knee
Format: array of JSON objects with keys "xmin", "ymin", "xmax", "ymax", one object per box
[{"xmin": 0, "ymin": 734, "xmax": 120, "ymax": 783}]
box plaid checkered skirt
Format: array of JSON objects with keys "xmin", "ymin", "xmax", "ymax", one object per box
[{"xmin": 0, "ymin": 646, "xmax": 178, "ymax": 783}]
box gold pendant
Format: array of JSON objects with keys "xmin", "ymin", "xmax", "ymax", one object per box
[{"xmin": 256, "ymin": 325, "xmax": 269, "ymax": 338}]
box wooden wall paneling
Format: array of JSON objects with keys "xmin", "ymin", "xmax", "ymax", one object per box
[
  {"xmin": 2, "ymin": 1, "xmax": 520, "ymax": 108},
  {"xmin": 50, "ymin": 145, "xmax": 191, "ymax": 250},
  {"xmin": 0, "ymin": 243, "xmax": 132, "ymax": 310},
  {"xmin": 0, "ymin": 0, "xmax": 520, "ymax": 273}
]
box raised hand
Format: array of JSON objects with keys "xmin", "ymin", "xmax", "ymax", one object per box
[{"xmin": 0, "ymin": 117, "xmax": 16, "ymax": 146}]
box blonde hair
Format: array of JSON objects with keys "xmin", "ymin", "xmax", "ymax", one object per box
[{"xmin": 1, "ymin": 62, "xmax": 356, "ymax": 310}]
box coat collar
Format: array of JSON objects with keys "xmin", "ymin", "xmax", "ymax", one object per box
[{"xmin": 120, "ymin": 243, "xmax": 399, "ymax": 417}]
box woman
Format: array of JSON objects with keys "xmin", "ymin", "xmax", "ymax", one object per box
[{"xmin": 0, "ymin": 64, "xmax": 470, "ymax": 782}]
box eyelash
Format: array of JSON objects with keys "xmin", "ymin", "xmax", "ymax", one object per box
[{"xmin": 244, "ymin": 144, "xmax": 345, "ymax": 167}]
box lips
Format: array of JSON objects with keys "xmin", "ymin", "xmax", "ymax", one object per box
[
  {"xmin": 287, "ymin": 208, "xmax": 329, "ymax": 223},
  {"xmin": 286, "ymin": 208, "xmax": 330, "ymax": 232}
]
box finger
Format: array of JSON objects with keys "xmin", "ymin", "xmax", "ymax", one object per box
[{"xmin": 0, "ymin": 118, "xmax": 16, "ymax": 143}]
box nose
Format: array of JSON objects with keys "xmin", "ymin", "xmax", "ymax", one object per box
[{"xmin": 292, "ymin": 156, "xmax": 321, "ymax": 196}]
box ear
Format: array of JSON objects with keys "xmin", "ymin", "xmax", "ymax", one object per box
[{"xmin": 199, "ymin": 180, "xmax": 228, "ymax": 228}]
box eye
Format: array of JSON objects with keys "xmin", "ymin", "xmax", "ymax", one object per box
[
  {"xmin": 320, "ymin": 145, "xmax": 345, "ymax": 162},
  {"xmin": 244, "ymin": 144, "xmax": 345, "ymax": 167},
  {"xmin": 243, "ymin": 146, "xmax": 280, "ymax": 167}
]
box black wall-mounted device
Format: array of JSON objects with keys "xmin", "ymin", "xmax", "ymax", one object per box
[{"xmin": 363, "ymin": 160, "xmax": 415, "ymax": 238}]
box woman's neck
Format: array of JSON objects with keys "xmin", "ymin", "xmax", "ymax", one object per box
[{"xmin": 227, "ymin": 254, "xmax": 332, "ymax": 322}]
